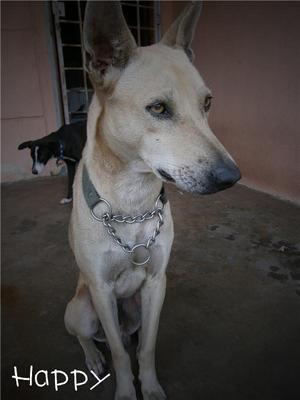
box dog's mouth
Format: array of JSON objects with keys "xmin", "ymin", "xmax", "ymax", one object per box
[
  {"xmin": 157, "ymin": 169, "xmax": 176, "ymax": 182},
  {"xmin": 156, "ymin": 164, "xmax": 241, "ymax": 194}
]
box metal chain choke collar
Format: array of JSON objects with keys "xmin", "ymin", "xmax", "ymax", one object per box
[{"xmin": 90, "ymin": 194, "xmax": 165, "ymax": 266}]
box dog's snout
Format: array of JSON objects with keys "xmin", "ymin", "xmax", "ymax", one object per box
[
  {"xmin": 214, "ymin": 165, "xmax": 241, "ymax": 190},
  {"xmin": 32, "ymin": 168, "xmax": 38, "ymax": 175}
]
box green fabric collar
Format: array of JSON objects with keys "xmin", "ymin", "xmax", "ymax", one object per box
[{"xmin": 82, "ymin": 164, "xmax": 168, "ymax": 210}]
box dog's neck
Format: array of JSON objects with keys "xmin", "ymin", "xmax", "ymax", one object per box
[{"xmin": 84, "ymin": 95, "xmax": 162, "ymax": 214}]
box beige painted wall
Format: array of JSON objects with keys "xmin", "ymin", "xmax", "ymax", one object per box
[
  {"xmin": 1, "ymin": 1, "xmax": 59, "ymax": 182},
  {"xmin": 161, "ymin": 1, "xmax": 300, "ymax": 203}
]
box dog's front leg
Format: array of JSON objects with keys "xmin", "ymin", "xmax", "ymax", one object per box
[
  {"xmin": 89, "ymin": 281, "xmax": 137, "ymax": 400},
  {"xmin": 138, "ymin": 272, "xmax": 167, "ymax": 400},
  {"xmin": 60, "ymin": 160, "xmax": 76, "ymax": 204},
  {"xmin": 66, "ymin": 161, "xmax": 76, "ymax": 199}
]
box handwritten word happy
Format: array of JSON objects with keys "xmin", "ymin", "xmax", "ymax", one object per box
[{"xmin": 12, "ymin": 365, "xmax": 110, "ymax": 391}]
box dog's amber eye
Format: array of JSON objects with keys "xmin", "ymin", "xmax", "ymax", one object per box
[
  {"xmin": 204, "ymin": 95, "xmax": 212, "ymax": 112},
  {"xmin": 150, "ymin": 103, "xmax": 166, "ymax": 114},
  {"xmin": 146, "ymin": 101, "xmax": 172, "ymax": 119}
]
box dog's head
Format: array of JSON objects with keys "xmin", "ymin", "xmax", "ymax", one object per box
[
  {"xmin": 18, "ymin": 140, "xmax": 54, "ymax": 175},
  {"xmin": 84, "ymin": 1, "xmax": 240, "ymax": 194}
]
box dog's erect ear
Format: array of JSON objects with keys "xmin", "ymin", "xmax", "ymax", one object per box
[
  {"xmin": 160, "ymin": 1, "xmax": 202, "ymax": 62},
  {"xmin": 18, "ymin": 141, "xmax": 32, "ymax": 150},
  {"xmin": 83, "ymin": 1, "xmax": 137, "ymax": 87}
]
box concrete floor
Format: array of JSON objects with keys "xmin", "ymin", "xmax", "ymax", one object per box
[{"xmin": 2, "ymin": 176, "xmax": 300, "ymax": 400}]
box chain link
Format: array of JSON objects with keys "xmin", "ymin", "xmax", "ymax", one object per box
[{"xmin": 91, "ymin": 194, "xmax": 165, "ymax": 266}]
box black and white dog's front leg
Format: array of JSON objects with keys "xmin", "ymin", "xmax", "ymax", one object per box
[{"xmin": 60, "ymin": 161, "xmax": 76, "ymax": 205}]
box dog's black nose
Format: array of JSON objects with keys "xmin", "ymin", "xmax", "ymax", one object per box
[
  {"xmin": 214, "ymin": 165, "xmax": 241, "ymax": 190},
  {"xmin": 32, "ymin": 169, "xmax": 38, "ymax": 175}
]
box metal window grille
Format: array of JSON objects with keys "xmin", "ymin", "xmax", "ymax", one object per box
[{"xmin": 52, "ymin": 1, "xmax": 161, "ymax": 124}]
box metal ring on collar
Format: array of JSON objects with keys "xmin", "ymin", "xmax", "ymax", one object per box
[
  {"xmin": 90, "ymin": 198, "xmax": 112, "ymax": 222},
  {"xmin": 131, "ymin": 243, "xmax": 151, "ymax": 266}
]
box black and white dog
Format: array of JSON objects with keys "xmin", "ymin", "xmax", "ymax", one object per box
[{"xmin": 18, "ymin": 120, "xmax": 87, "ymax": 204}]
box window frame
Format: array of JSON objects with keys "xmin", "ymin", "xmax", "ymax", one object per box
[{"xmin": 52, "ymin": 0, "xmax": 161, "ymax": 124}]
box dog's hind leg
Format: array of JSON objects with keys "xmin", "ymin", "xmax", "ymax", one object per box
[{"xmin": 64, "ymin": 277, "xmax": 105, "ymax": 376}]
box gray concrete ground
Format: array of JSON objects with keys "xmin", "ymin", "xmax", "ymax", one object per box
[{"xmin": 2, "ymin": 176, "xmax": 300, "ymax": 400}]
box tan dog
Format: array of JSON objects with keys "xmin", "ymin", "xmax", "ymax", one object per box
[{"xmin": 64, "ymin": 2, "xmax": 240, "ymax": 399}]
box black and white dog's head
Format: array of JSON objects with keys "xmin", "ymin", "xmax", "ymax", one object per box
[{"xmin": 18, "ymin": 140, "xmax": 55, "ymax": 175}]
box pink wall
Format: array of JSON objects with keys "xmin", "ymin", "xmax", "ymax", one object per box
[
  {"xmin": 161, "ymin": 1, "xmax": 300, "ymax": 203},
  {"xmin": 2, "ymin": 1, "xmax": 299, "ymax": 202},
  {"xmin": 1, "ymin": 1, "xmax": 59, "ymax": 182}
]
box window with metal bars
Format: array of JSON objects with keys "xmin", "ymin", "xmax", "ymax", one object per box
[{"xmin": 52, "ymin": 1, "xmax": 160, "ymax": 124}]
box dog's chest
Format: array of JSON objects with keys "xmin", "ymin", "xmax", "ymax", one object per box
[
  {"xmin": 71, "ymin": 179, "xmax": 173, "ymax": 298},
  {"xmin": 113, "ymin": 262, "xmax": 147, "ymax": 298},
  {"xmin": 106, "ymin": 221, "xmax": 156, "ymax": 297},
  {"xmin": 82, "ymin": 218, "xmax": 160, "ymax": 298}
]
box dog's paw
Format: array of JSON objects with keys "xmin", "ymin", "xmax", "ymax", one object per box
[
  {"xmin": 60, "ymin": 197, "xmax": 72, "ymax": 205},
  {"xmin": 141, "ymin": 380, "xmax": 167, "ymax": 400},
  {"xmin": 85, "ymin": 348, "xmax": 106, "ymax": 377},
  {"xmin": 115, "ymin": 396, "xmax": 137, "ymax": 400},
  {"xmin": 115, "ymin": 384, "xmax": 137, "ymax": 400}
]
